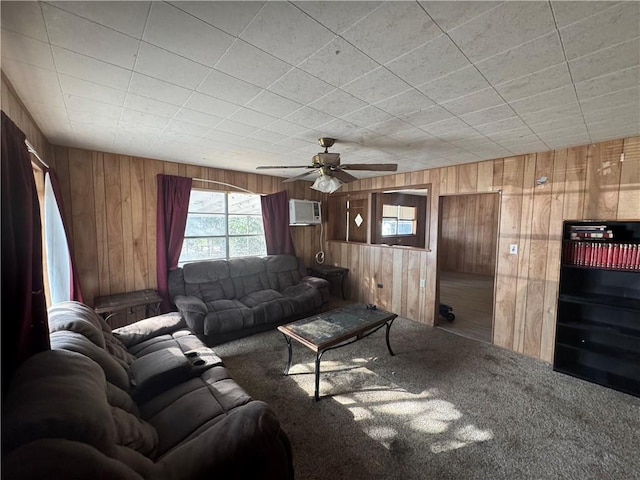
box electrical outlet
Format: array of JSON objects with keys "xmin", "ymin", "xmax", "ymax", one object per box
[
  {"xmin": 377, "ymin": 283, "xmax": 383, "ymax": 288},
  {"xmin": 419, "ymin": 279, "xmax": 425, "ymax": 288},
  {"xmin": 510, "ymin": 244, "xmax": 518, "ymax": 255}
]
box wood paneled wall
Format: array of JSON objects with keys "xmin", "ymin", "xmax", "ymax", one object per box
[
  {"xmin": 46, "ymin": 146, "xmax": 321, "ymax": 320},
  {"xmin": 439, "ymin": 193, "xmax": 499, "ymax": 275},
  {"xmin": 325, "ymin": 138, "xmax": 640, "ymax": 363}
]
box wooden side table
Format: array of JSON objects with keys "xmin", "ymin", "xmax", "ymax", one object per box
[
  {"xmin": 308, "ymin": 265, "xmax": 349, "ymax": 299},
  {"xmin": 94, "ymin": 289, "xmax": 163, "ymax": 325}
]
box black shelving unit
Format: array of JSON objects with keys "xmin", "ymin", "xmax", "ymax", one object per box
[{"xmin": 554, "ymin": 220, "xmax": 640, "ymax": 398}]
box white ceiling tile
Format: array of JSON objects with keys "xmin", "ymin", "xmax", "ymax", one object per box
[
  {"xmin": 59, "ymin": 74, "xmax": 126, "ymax": 106},
  {"xmin": 1, "ymin": 29, "xmax": 55, "ymax": 70},
  {"xmin": 308, "ymin": 89, "xmax": 368, "ymax": 117},
  {"xmin": 65, "ymin": 95, "xmax": 122, "ymax": 121},
  {"xmin": 441, "ymin": 88, "xmax": 504, "ymax": 116},
  {"xmin": 197, "ymin": 69, "xmax": 262, "ymax": 106},
  {"xmin": 340, "ymin": 106, "xmax": 394, "ymax": 128},
  {"xmin": 284, "ymin": 107, "xmax": 335, "ymax": 129},
  {"xmin": 164, "ymin": 119, "xmax": 210, "ymax": 137},
  {"xmin": 551, "ymin": 1, "xmax": 620, "ymax": 28},
  {"xmin": 52, "ymin": 47, "xmax": 131, "ymax": 91},
  {"xmin": 386, "ymin": 34, "xmax": 470, "ymax": 86},
  {"xmin": 580, "ymin": 87, "xmax": 639, "ymax": 114},
  {"xmin": 275, "ymin": 136, "xmax": 312, "ymax": 150},
  {"xmin": 229, "ymin": 107, "xmax": 277, "ymax": 128},
  {"xmin": 342, "ymin": 2, "xmax": 440, "ymax": 64},
  {"xmin": 575, "ymin": 66, "xmax": 640, "ymax": 101},
  {"xmin": 401, "ymin": 105, "xmax": 453, "ymax": 128},
  {"xmin": 421, "ymin": 118, "xmax": 471, "ymax": 136},
  {"xmin": 42, "ymin": 3, "xmax": 139, "ymax": 69},
  {"xmin": 261, "ymin": 119, "xmax": 310, "ymax": 137},
  {"xmin": 1, "ymin": 1, "xmax": 48, "ymax": 41},
  {"xmin": 269, "ymin": 68, "xmax": 335, "ymax": 105},
  {"xmin": 448, "ymin": 2, "xmax": 556, "ymax": 62},
  {"xmin": 298, "ymin": 37, "xmax": 378, "ymax": 88},
  {"xmin": 509, "ymin": 85, "xmax": 577, "ymax": 116},
  {"xmin": 418, "ymin": 66, "xmax": 490, "ymax": 104},
  {"xmin": 486, "ymin": 126, "xmax": 536, "ymax": 143},
  {"xmin": 385, "ymin": 127, "xmax": 431, "ymax": 144},
  {"xmin": 129, "ymin": 73, "xmax": 193, "ymax": 106},
  {"xmin": 367, "ymin": 118, "xmax": 416, "ymax": 135},
  {"xmin": 495, "ymin": 63, "xmax": 573, "ymax": 102},
  {"xmin": 583, "ymin": 104, "xmax": 639, "ymax": 124},
  {"xmin": 420, "ymin": 1, "xmax": 502, "ymax": 32},
  {"xmin": 204, "ymin": 129, "xmax": 245, "ymax": 145},
  {"xmin": 374, "ymin": 89, "xmax": 434, "ymax": 116},
  {"xmin": 505, "ymin": 141, "xmax": 549, "ymax": 154},
  {"xmin": 67, "ymin": 104, "xmax": 119, "ymax": 126},
  {"xmin": 589, "ymin": 123, "xmax": 640, "ymax": 142},
  {"xmin": 320, "ymin": 118, "xmax": 364, "ymax": 139},
  {"xmin": 341, "ymin": 67, "xmax": 410, "ymax": 104},
  {"xmin": 1, "ymin": 59, "xmax": 65, "ymax": 107},
  {"xmin": 475, "ymin": 32, "xmax": 565, "ymax": 85},
  {"xmin": 52, "ymin": 1, "xmax": 150, "ymax": 38},
  {"xmin": 529, "ymin": 114, "xmax": 586, "ymax": 134},
  {"xmin": 293, "ymin": 2, "xmax": 382, "ymax": 35},
  {"xmin": 173, "ymin": 108, "xmax": 223, "ymax": 128},
  {"xmin": 247, "ymin": 129, "xmax": 288, "ymax": 145},
  {"xmin": 474, "ymin": 117, "xmax": 528, "ymax": 136},
  {"xmin": 245, "ymin": 90, "xmax": 302, "ymax": 117},
  {"xmin": 240, "ymin": 2, "xmax": 335, "ymax": 65},
  {"xmin": 569, "ymin": 38, "xmax": 640, "ymax": 83},
  {"xmin": 124, "ymin": 94, "xmax": 180, "ymax": 118},
  {"xmin": 169, "ymin": 1, "xmax": 265, "ymax": 37},
  {"xmin": 144, "ymin": 2, "xmax": 234, "ymax": 67},
  {"xmin": 537, "ymin": 124, "xmax": 589, "ymax": 141},
  {"xmin": 120, "ymin": 108, "xmax": 170, "ymax": 129},
  {"xmin": 215, "ymin": 40, "xmax": 292, "ymax": 88},
  {"xmin": 559, "ymin": 2, "xmax": 640, "ymax": 60},
  {"xmin": 134, "ymin": 43, "xmax": 210, "ymax": 90},
  {"xmin": 460, "ymin": 104, "xmax": 516, "ymax": 127}
]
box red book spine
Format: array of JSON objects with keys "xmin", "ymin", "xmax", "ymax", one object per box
[
  {"xmin": 574, "ymin": 242, "xmax": 581, "ymax": 265},
  {"xmin": 620, "ymin": 244, "xmax": 629, "ymax": 270},
  {"xmin": 605, "ymin": 244, "xmax": 613, "ymax": 268},
  {"xmin": 633, "ymin": 245, "xmax": 640, "ymax": 271},
  {"xmin": 612, "ymin": 244, "xmax": 620, "ymax": 269},
  {"xmin": 585, "ymin": 243, "xmax": 593, "ymax": 267},
  {"xmin": 596, "ymin": 243, "xmax": 604, "ymax": 267}
]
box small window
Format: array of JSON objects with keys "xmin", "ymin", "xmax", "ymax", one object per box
[
  {"xmin": 381, "ymin": 204, "xmax": 416, "ymax": 237},
  {"xmin": 372, "ymin": 191, "xmax": 428, "ymax": 247},
  {"xmin": 179, "ymin": 190, "xmax": 266, "ymax": 265}
]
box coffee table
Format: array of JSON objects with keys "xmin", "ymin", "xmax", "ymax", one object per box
[{"xmin": 277, "ymin": 304, "xmax": 397, "ymax": 401}]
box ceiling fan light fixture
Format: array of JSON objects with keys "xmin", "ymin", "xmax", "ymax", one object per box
[{"xmin": 311, "ymin": 175, "xmax": 342, "ymax": 193}]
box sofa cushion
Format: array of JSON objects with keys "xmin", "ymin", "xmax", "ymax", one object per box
[
  {"xmin": 2, "ymin": 350, "xmax": 116, "ymax": 456},
  {"xmin": 183, "ymin": 260, "xmax": 235, "ymax": 302},
  {"xmin": 107, "ymin": 382, "xmax": 140, "ymax": 417},
  {"xmin": 48, "ymin": 305, "xmax": 106, "ymax": 349},
  {"xmin": 240, "ymin": 289, "xmax": 294, "ymax": 325},
  {"xmin": 203, "ymin": 299, "xmax": 254, "ymax": 335},
  {"xmin": 264, "ymin": 254, "xmax": 304, "ymax": 291},
  {"xmin": 281, "ymin": 283, "xmax": 324, "ymax": 315},
  {"xmin": 229, "ymin": 257, "xmax": 270, "ymax": 297},
  {"xmin": 50, "ymin": 330, "xmax": 131, "ymax": 391},
  {"xmin": 113, "ymin": 312, "xmax": 186, "ymax": 349},
  {"xmin": 111, "ymin": 407, "xmax": 158, "ymax": 458}
]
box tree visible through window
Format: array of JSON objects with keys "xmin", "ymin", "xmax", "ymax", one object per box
[{"xmin": 179, "ymin": 190, "xmax": 266, "ymax": 265}]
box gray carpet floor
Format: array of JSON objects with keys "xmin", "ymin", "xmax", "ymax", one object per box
[{"xmin": 214, "ymin": 316, "xmax": 640, "ymax": 480}]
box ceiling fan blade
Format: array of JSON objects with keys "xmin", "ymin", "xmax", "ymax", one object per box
[
  {"xmin": 341, "ymin": 163, "xmax": 398, "ymax": 171},
  {"xmin": 330, "ymin": 168, "xmax": 358, "ymax": 183},
  {"xmin": 256, "ymin": 165, "xmax": 314, "ymax": 169},
  {"xmin": 283, "ymin": 169, "xmax": 319, "ymax": 182}
]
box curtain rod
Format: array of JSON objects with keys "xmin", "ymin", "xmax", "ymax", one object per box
[
  {"xmin": 192, "ymin": 177, "xmax": 257, "ymax": 195},
  {"xmin": 24, "ymin": 139, "xmax": 50, "ymax": 169}
]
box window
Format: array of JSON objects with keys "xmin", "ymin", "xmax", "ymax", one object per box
[
  {"xmin": 179, "ymin": 190, "xmax": 266, "ymax": 265},
  {"xmin": 381, "ymin": 204, "xmax": 416, "ymax": 237}
]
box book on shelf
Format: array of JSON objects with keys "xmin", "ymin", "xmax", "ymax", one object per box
[
  {"xmin": 569, "ymin": 230, "xmax": 614, "ymax": 239},
  {"xmin": 565, "ymin": 241, "xmax": 640, "ymax": 270}
]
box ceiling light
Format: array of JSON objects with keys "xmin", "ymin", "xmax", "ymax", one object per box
[{"xmin": 310, "ymin": 175, "xmax": 342, "ymax": 193}]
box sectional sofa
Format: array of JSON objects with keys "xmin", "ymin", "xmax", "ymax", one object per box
[
  {"xmin": 170, "ymin": 254, "xmax": 330, "ymax": 345},
  {"xmin": 2, "ymin": 301, "xmax": 294, "ymax": 479}
]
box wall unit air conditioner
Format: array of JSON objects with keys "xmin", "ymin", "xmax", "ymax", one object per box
[{"xmin": 289, "ymin": 199, "xmax": 321, "ymax": 225}]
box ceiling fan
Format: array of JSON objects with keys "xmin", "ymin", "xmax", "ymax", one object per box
[{"xmin": 256, "ymin": 138, "xmax": 398, "ymax": 192}]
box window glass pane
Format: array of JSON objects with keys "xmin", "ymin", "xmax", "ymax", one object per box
[
  {"xmin": 397, "ymin": 220, "xmax": 415, "ymax": 235},
  {"xmin": 228, "ymin": 215, "xmax": 264, "ymax": 235},
  {"xmin": 381, "ymin": 219, "xmax": 397, "ymax": 236},
  {"xmin": 382, "ymin": 204, "xmax": 398, "ymax": 217},
  {"xmin": 399, "ymin": 206, "xmax": 416, "ymax": 220},
  {"xmin": 180, "ymin": 237, "xmax": 226, "ymax": 263},
  {"xmin": 185, "ymin": 214, "xmax": 226, "ymax": 236},
  {"xmin": 189, "ymin": 190, "xmax": 225, "ymax": 213},
  {"xmin": 228, "ymin": 193, "xmax": 261, "ymax": 214},
  {"xmin": 229, "ymin": 236, "xmax": 266, "ymax": 258}
]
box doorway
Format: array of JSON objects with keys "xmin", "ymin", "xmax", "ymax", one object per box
[{"xmin": 437, "ymin": 193, "xmax": 499, "ymax": 343}]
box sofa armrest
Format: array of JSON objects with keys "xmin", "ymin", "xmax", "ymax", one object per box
[
  {"xmin": 158, "ymin": 401, "xmax": 293, "ymax": 480},
  {"xmin": 112, "ymin": 312, "xmax": 185, "ymax": 348},
  {"xmin": 174, "ymin": 295, "xmax": 207, "ymax": 335}
]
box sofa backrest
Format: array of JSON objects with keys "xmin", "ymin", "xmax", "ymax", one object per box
[{"xmin": 172, "ymin": 255, "xmax": 305, "ymax": 303}]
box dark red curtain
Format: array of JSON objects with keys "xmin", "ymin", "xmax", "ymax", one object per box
[
  {"xmin": 1, "ymin": 111, "xmax": 50, "ymax": 392},
  {"xmin": 156, "ymin": 174, "xmax": 192, "ymax": 312},
  {"xmin": 45, "ymin": 168, "xmax": 84, "ymax": 303},
  {"xmin": 261, "ymin": 191, "xmax": 296, "ymax": 256}
]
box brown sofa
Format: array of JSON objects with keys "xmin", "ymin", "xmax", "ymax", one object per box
[
  {"xmin": 1, "ymin": 302, "xmax": 293, "ymax": 479},
  {"xmin": 170, "ymin": 254, "xmax": 330, "ymax": 345}
]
